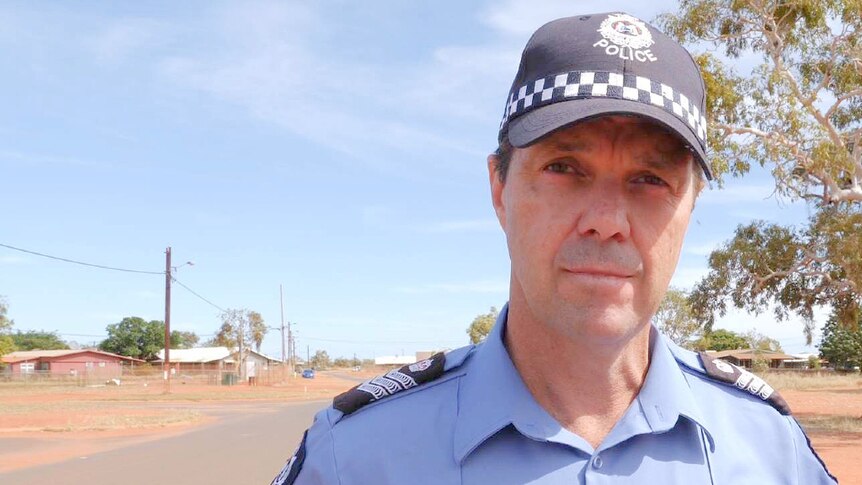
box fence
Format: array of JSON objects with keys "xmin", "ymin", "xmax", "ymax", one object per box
[{"xmin": 0, "ymin": 363, "xmax": 292, "ymax": 387}]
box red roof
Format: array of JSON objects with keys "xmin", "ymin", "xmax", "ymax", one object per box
[{"xmin": 1, "ymin": 349, "xmax": 145, "ymax": 364}]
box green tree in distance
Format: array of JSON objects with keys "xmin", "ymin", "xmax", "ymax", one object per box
[
  {"xmin": 661, "ymin": 0, "xmax": 862, "ymax": 340},
  {"xmin": 0, "ymin": 297, "xmax": 15, "ymax": 359},
  {"xmin": 819, "ymin": 314, "xmax": 862, "ymax": 369},
  {"xmin": 310, "ymin": 350, "xmax": 331, "ymax": 370},
  {"xmin": 654, "ymin": 288, "xmax": 701, "ymax": 349},
  {"xmin": 214, "ymin": 309, "xmax": 268, "ymax": 352},
  {"xmin": 695, "ymin": 328, "xmax": 749, "ymax": 351},
  {"xmin": 170, "ymin": 330, "xmax": 199, "ymax": 349},
  {"xmin": 11, "ymin": 330, "xmax": 69, "ymax": 351},
  {"xmin": 99, "ymin": 317, "xmax": 164, "ymax": 360},
  {"xmin": 247, "ymin": 311, "xmax": 266, "ymax": 352},
  {"xmin": 743, "ymin": 329, "xmax": 783, "ymax": 352},
  {"xmin": 100, "ymin": 317, "xmax": 199, "ymax": 359},
  {"xmin": 466, "ymin": 307, "xmax": 498, "ymax": 344}
]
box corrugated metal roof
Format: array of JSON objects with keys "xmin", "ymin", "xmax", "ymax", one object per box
[
  {"xmin": 374, "ymin": 355, "xmax": 416, "ymax": 365},
  {"xmin": 154, "ymin": 347, "xmax": 233, "ymax": 363},
  {"xmin": 712, "ymin": 349, "xmax": 797, "ymax": 360},
  {"xmin": 1, "ymin": 349, "xmax": 145, "ymax": 363}
]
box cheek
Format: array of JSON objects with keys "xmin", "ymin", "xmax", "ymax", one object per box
[
  {"xmin": 503, "ymin": 184, "xmax": 572, "ymax": 269},
  {"xmin": 636, "ymin": 208, "xmax": 691, "ymax": 281}
]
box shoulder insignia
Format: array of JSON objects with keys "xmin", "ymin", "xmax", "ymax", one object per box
[
  {"xmin": 333, "ymin": 352, "xmax": 446, "ymax": 415},
  {"xmin": 271, "ymin": 430, "xmax": 307, "ymax": 485},
  {"xmin": 699, "ymin": 352, "xmax": 791, "ymax": 415}
]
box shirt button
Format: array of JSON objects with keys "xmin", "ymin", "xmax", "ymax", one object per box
[{"xmin": 592, "ymin": 455, "xmax": 603, "ymax": 469}]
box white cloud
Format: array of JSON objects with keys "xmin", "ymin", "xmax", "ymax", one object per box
[
  {"xmin": 698, "ymin": 183, "xmax": 778, "ymax": 206},
  {"xmin": 480, "ymin": 0, "xmax": 681, "ymax": 37},
  {"xmin": 130, "ymin": 290, "xmax": 160, "ymax": 300},
  {"xmin": 683, "ymin": 240, "xmax": 722, "ymax": 257},
  {"xmin": 0, "ymin": 150, "xmax": 112, "ymax": 169},
  {"xmin": 0, "ymin": 255, "xmax": 28, "ymax": 265},
  {"xmin": 84, "ymin": 18, "xmax": 170, "ymax": 65},
  {"xmin": 416, "ymin": 219, "xmax": 499, "ymax": 233},
  {"xmin": 395, "ymin": 280, "xmax": 508, "ymax": 294},
  {"xmin": 669, "ymin": 265, "xmax": 708, "ymax": 289},
  {"xmin": 712, "ymin": 305, "xmax": 830, "ymax": 353},
  {"xmin": 153, "ymin": 2, "xmax": 518, "ymax": 170}
]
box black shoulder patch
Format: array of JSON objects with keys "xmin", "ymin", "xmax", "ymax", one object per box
[
  {"xmin": 333, "ymin": 352, "xmax": 446, "ymax": 415},
  {"xmin": 271, "ymin": 429, "xmax": 307, "ymax": 485},
  {"xmin": 699, "ymin": 352, "xmax": 791, "ymax": 415}
]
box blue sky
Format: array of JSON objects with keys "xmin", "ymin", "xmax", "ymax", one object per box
[{"xmin": 1, "ymin": 1, "xmax": 823, "ymax": 359}]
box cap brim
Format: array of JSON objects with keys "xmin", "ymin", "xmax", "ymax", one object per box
[{"xmin": 507, "ymin": 98, "xmax": 712, "ymax": 180}]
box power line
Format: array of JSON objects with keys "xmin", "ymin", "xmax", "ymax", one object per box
[
  {"xmin": 56, "ymin": 333, "xmax": 108, "ymax": 338},
  {"xmin": 0, "ymin": 242, "xmax": 163, "ymax": 275},
  {"xmin": 300, "ymin": 335, "xmax": 464, "ymax": 345},
  {"xmin": 171, "ymin": 277, "xmax": 226, "ymax": 313}
]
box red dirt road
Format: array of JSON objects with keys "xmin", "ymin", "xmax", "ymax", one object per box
[
  {"xmin": 783, "ymin": 388, "xmax": 862, "ymax": 484},
  {"xmin": 0, "ymin": 372, "xmax": 859, "ymax": 483}
]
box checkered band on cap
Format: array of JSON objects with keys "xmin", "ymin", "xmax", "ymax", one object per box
[{"xmin": 501, "ymin": 70, "xmax": 708, "ymax": 143}]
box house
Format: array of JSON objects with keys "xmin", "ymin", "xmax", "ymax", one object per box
[
  {"xmin": 1, "ymin": 349, "xmax": 145, "ymax": 377},
  {"xmin": 243, "ymin": 349, "xmax": 281, "ymax": 383},
  {"xmin": 153, "ymin": 347, "xmax": 235, "ymax": 371},
  {"xmin": 707, "ymin": 349, "xmax": 799, "ymax": 369},
  {"xmin": 374, "ymin": 351, "xmax": 446, "ymax": 366},
  {"xmin": 153, "ymin": 347, "xmax": 281, "ymax": 382}
]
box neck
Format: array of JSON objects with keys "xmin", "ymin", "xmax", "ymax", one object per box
[{"xmin": 504, "ymin": 300, "xmax": 652, "ymax": 449}]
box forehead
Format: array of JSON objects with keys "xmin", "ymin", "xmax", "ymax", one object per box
[{"xmin": 540, "ymin": 115, "xmax": 688, "ymax": 152}]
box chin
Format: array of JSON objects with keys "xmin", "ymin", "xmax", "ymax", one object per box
[{"xmin": 550, "ymin": 303, "xmax": 646, "ymax": 343}]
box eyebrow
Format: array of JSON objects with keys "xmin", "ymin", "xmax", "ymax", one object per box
[
  {"xmin": 637, "ymin": 150, "xmax": 692, "ymax": 173},
  {"xmin": 552, "ymin": 139, "xmax": 591, "ymax": 153}
]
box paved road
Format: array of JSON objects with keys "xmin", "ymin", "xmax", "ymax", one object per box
[{"xmin": 0, "ymin": 400, "xmax": 326, "ymax": 485}]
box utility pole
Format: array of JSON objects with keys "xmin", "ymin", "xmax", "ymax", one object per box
[
  {"xmin": 290, "ymin": 328, "xmax": 295, "ymax": 372},
  {"xmin": 279, "ymin": 284, "xmax": 286, "ymax": 381},
  {"xmin": 164, "ymin": 246, "xmax": 172, "ymax": 394},
  {"xmin": 238, "ymin": 314, "xmax": 244, "ymax": 383},
  {"xmin": 288, "ymin": 322, "xmax": 293, "ymax": 374},
  {"xmin": 307, "ymin": 345, "xmax": 310, "ymax": 367}
]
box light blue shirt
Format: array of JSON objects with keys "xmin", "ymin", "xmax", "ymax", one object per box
[{"xmin": 282, "ymin": 305, "xmax": 836, "ymax": 484}]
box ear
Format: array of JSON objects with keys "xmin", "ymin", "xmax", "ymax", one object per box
[{"xmin": 488, "ymin": 154, "xmax": 506, "ymax": 231}]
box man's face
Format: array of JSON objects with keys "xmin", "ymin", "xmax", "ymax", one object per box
[{"xmin": 490, "ymin": 116, "xmax": 698, "ymax": 344}]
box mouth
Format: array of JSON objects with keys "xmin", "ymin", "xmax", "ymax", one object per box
[{"xmin": 564, "ymin": 267, "xmax": 635, "ymax": 279}]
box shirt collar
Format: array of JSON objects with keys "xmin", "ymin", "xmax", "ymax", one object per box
[
  {"xmin": 454, "ymin": 304, "xmax": 573, "ymax": 462},
  {"xmin": 452, "ymin": 306, "xmax": 715, "ymax": 462},
  {"xmin": 633, "ymin": 326, "xmax": 714, "ymax": 444}
]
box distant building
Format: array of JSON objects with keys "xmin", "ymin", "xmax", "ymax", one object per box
[
  {"xmin": 153, "ymin": 347, "xmax": 235, "ymax": 371},
  {"xmin": 1, "ymin": 349, "xmax": 144, "ymax": 377},
  {"xmin": 374, "ymin": 350, "xmax": 448, "ymax": 366},
  {"xmin": 153, "ymin": 347, "xmax": 281, "ymax": 382},
  {"xmin": 706, "ymin": 349, "xmax": 799, "ymax": 369},
  {"xmin": 374, "ymin": 355, "xmax": 415, "ymax": 366}
]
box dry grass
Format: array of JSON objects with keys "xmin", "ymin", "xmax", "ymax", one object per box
[
  {"xmin": 761, "ymin": 371, "xmax": 862, "ymax": 391},
  {"xmin": 797, "ymin": 415, "xmax": 862, "ymax": 434},
  {"xmin": 0, "ymin": 372, "xmax": 357, "ymax": 434},
  {"xmin": 0, "ymin": 399, "xmax": 203, "ymax": 433},
  {"xmin": 38, "ymin": 410, "xmax": 203, "ymax": 433}
]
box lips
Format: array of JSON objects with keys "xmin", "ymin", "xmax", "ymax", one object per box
[{"xmin": 564, "ymin": 267, "xmax": 635, "ymax": 278}]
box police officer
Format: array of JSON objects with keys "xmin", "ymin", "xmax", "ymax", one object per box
[{"xmin": 272, "ymin": 12, "xmax": 837, "ymax": 484}]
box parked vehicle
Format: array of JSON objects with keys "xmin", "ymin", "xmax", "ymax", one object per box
[{"xmin": 302, "ymin": 369, "xmax": 315, "ymax": 379}]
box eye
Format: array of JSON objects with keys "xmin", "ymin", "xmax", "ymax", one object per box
[
  {"xmin": 633, "ymin": 173, "xmax": 669, "ymax": 187},
  {"xmin": 545, "ymin": 162, "xmax": 574, "ymax": 174}
]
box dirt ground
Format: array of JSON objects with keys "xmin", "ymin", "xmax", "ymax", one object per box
[
  {"xmin": 0, "ymin": 371, "xmax": 365, "ymax": 473},
  {"xmin": 1, "ymin": 370, "xmax": 859, "ymax": 482},
  {"xmin": 782, "ymin": 388, "xmax": 862, "ymax": 484}
]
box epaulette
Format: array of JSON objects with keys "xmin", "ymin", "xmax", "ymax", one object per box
[
  {"xmin": 333, "ymin": 352, "xmax": 448, "ymax": 416},
  {"xmin": 698, "ymin": 352, "xmax": 791, "ymax": 415}
]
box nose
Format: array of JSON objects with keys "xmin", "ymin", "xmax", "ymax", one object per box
[{"xmin": 575, "ymin": 182, "xmax": 631, "ymax": 242}]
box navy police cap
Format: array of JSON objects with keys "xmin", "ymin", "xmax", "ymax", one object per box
[{"xmin": 499, "ymin": 12, "xmax": 712, "ymax": 180}]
